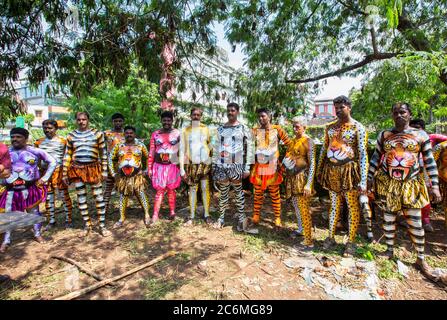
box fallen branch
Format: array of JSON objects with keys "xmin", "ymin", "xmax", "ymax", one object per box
[
  {"xmin": 54, "ymin": 251, "xmax": 177, "ymax": 300},
  {"xmin": 51, "ymin": 255, "xmax": 105, "ymax": 282}
]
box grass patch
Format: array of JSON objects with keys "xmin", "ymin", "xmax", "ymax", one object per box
[
  {"xmin": 377, "ymin": 259, "xmax": 403, "ymax": 280},
  {"xmin": 141, "ymin": 277, "xmax": 189, "ymax": 300}
]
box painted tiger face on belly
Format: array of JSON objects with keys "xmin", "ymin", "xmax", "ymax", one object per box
[
  {"xmin": 383, "ymin": 133, "xmax": 419, "ymax": 181},
  {"xmin": 327, "ymin": 137, "xmax": 354, "ymax": 165}
]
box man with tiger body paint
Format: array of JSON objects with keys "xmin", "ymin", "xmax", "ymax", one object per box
[
  {"xmin": 212, "ymin": 102, "xmax": 256, "ymax": 233},
  {"xmin": 62, "ymin": 112, "xmax": 111, "ymax": 237},
  {"xmin": 432, "ymin": 140, "xmax": 447, "ymax": 229},
  {"xmin": 179, "ymin": 107, "xmax": 213, "ymax": 226},
  {"xmin": 250, "ymin": 108, "xmax": 290, "ymax": 228},
  {"xmin": 108, "ymin": 126, "xmax": 150, "ymax": 228},
  {"xmin": 35, "ymin": 119, "xmax": 73, "ymax": 229},
  {"xmin": 317, "ymin": 95, "xmax": 369, "ymax": 257},
  {"xmin": 103, "ymin": 113, "xmax": 125, "ymax": 215},
  {"xmin": 283, "ymin": 117, "xmax": 316, "ymax": 248},
  {"xmin": 368, "ymin": 102, "xmax": 445, "ymax": 283}
]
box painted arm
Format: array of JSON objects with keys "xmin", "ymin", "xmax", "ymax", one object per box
[
  {"xmin": 0, "ymin": 143, "xmax": 11, "ymax": 179},
  {"xmin": 305, "ymin": 137, "xmax": 317, "ymax": 191},
  {"xmin": 316, "ymin": 126, "xmax": 329, "ymax": 177},
  {"xmin": 357, "ymin": 123, "xmax": 369, "ymax": 192},
  {"xmin": 430, "ymin": 133, "xmax": 447, "ymax": 146},
  {"xmin": 108, "ymin": 144, "xmax": 119, "ymax": 177},
  {"xmin": 36, "ymin": 148, "xmax": 57, "ymax": 182},
  {"xmin": 244, "ymin": 125, "xmax": 254, "ymax": 173},
  {"xmin": 98, "ymin": 131, "xmax": 108, "ymax": 176},
  {"xmin": 211, "ymin": 127, "xmax": 220, "ymax": 167},
  {"xmin": 147, "ymin": 132, "xmax": 156, "ymax": 175},
  {"xmin": 141, "ymin": 143, "xmax": 149, "ymax": 172},
  {"xmin": 421, "ymin": 134, "xmax": 439, "ymax": 187},
  {"xmin": 433, "ymin": 142, "xmax": 445, "ymax": 161},
  {"xmin": 367, "ymin": 131, "xmax": 384, "ymax": 183},
  {"xmin": 179, "ymin": 127, "xmax": 187, "ymax": 174},
  {"xmin": 277, "ymin": 126, "xmax": 291, "ymax": 146},
  {"xmin": 62, "ymin": 135, "xmax": 73, "ymax": 177}
]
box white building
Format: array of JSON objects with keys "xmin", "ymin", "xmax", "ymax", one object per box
[{"xmin": 177, "ymin": 46, "xmax": 246, "ymax": 125}]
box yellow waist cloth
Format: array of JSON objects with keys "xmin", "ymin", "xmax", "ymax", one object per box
[
  {"xmin": 318, "ymin": 160, "xmax": 360, "ymax": 193},
  {"xmin": 115, "ymin": 174, "xmax": 148, "ymax": 196},
  {"xmin": 374, "ymin": 169, "xmax": 429, "ymax": 212}
]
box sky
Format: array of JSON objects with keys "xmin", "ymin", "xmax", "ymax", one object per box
[{"xmin": 213, "ymin": 22, "xmax": 363, "ymax": 100}]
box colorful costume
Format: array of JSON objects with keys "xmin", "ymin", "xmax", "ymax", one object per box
[
  {"xmin": 148, "ymin": 129, "xmax": 181, "ymax": 221},
  {"xmin": 109, "ymin": 141, "xmax": 150, "ymax": 225},
  {"xmin": 0, "ymin": 146, "xmax": 56, "ymax": 245},
  {"xmin": 317, "ymin": 120, "xmax": 368, "ymax": 243},
  {"xmin": 250, "ymin": 125, "xmax": 290, "ymax": 226},
  {"xmin": 283, "ymin": 134, "xmax": 316, "ymax": 245},
  {"xmin": 179, "ymin": 123, "xmax": 212, "ymax": 220},
  {"xmin": 212, "ymin": 124, "xmax": 254, "ymax": 228},
  {"xmin": 433, "ymin": 141, "xmax": 447, "ymax": 227},
  {"xmin": 103, "ymin": 130, "xmax": 125, "ymax": 214},
  {"xmin": 63, "ymin": 129, "xmax": 108, "ymax": 230},
  {"xmin": 35, "ymin": 135, "xmax": 73, "ymax": 226},
  {"xmin": 369, "ymin": 128, "xmax": 439, "ymax": 259}
]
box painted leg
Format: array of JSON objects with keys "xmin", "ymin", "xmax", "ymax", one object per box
[
  {"xmin": 252, "ymin": 185, "xmax": 264, "ymax": 224},
  {"xmin": 167, "ymin": 189, "xmax": 176, "ymax": 218},
  {"xmin": 345, "ymin": 190, "xmax": 361, "ymax": 243},
  {"xmin": 268, "ymin": 185, "xmax": 282, "ymax": 227},
  {"xmin": 103, "ymin": 175, "xmax": 115, "ymax": 215},
  {"xmin": 28, "ymin": 207, "xmax": 43, "ymax": 240},
  {"xmin": 291, "ymin": 196, "xmax": 304, "ymax": 234},
  {"xmin": 383, "ymin": 211, "xmax": 397, "ymax": 257},
  {"xmin": 135, "ymin": 191, "xmax": 151, "ymax": 225},
  {"xmin": 328, "ymin": 191, "xmax": 343, "ymax": 239},
  {"xmin": 200, "ymin": 179, "xmax": 211, "ymax": 218},
  {"xmin": 233, "ymin": 182, "xmax": 246, "ymax": 224},
  {"xmin": 404, "ymin": 209, "xmax": 425, "ymax": 261},
  {"xmin": 61, "ymin": 188, "xmax": 73, "ymax": 225},
  {"xmin": 1, "ymin": 191, "xmax": 13, "ymax": 249},
  {"xmin": 75, "ymin": 182, "xmax": 92, "ymax": 229},
  {"xmin": 153, "ymin": 189, "xmax": 165, "ymax": 223},
  {"xmin": 46, "ymin": 190, "xmax": 56, "ymax": 225},
  {"xmin": 297, "ymin": 195, "xmax": 312, "ymax": 246},
  {"xmin": 188, "ymin": 184, "xmax": 198, "ymax": 220},
  {"xmin": 92, "ymin": 182, "xmax": 109, "ymax": 236},
  {"xmin": 216, "ymin": 181, "xmax": 230, "ymax": 225},
  {"xmin": 118, "ymin": 194, "xmax": 128, "ymax": 223}
]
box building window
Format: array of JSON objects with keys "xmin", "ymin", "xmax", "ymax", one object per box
[
  {"xmin": 327, "ymin": 104, "xmax": 333, "ymax": 114},
  {"xmin": 35, "ymin": 110, "xmax": 43, "ymax": 118}
]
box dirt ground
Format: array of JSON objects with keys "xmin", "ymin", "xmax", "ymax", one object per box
[{"xmin": 0, "ymin": 187, "xmax": 446, "ymax": 300}]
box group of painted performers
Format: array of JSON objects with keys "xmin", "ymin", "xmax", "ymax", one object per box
[{"xmin": 1, "ymin": 96, "xmax": 447, "ymax": 284}]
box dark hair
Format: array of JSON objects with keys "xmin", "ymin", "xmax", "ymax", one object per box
[
  {"xmin": 392, "ymin": 102, "xmax": 412, "ymax": 115},
  {"xmin": 76, "ymin": 111, "xmax": 90, "ymax": 119},
  {"xmin": 190, "ymin": 107, "xmax": 203, "ymax": 115},
  {"xmin": 256, "ymin": 107, "xmax": 270, "ymax": 115},
  {"xmin": 42, "ymin": 119, "xmax": 58, "ymax": 129},
  {"xmin": 160, "ymin": 111, "xmax": 174, "ymax": 120},
  {"xmin": 124, "ymin": 125, "xmax": 136, "ymax": 132},
  {"xmin": 10, "ymin": 127, "xmax": 29, "ymax": 139},
  {"xmin": 227, "ymin": 102, "xmax": 240, "ymax": 112},
  {"xmin": 333, "ymin": 95, "xmax": 352, "ymax": 106},
  {"xmin": 410, "ymin": 119, "xmax": 425, "ymax": 130},
  {"xmin": 112, "ymin": 113, "xmax": 125, "ymax": 120}
]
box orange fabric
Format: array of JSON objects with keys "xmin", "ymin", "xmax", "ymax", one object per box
[{"xmin": 68, "ymin": 162, "xmax": 102, "ymax": 184}]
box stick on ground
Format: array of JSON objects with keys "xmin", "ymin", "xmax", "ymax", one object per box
[
  {"xmin": 54, "ymin": 251, "xmax": 177, "ymax": 300},
  {"xmin": 50, "ymin": 255, "xmax": 105, "ymax": 282}
]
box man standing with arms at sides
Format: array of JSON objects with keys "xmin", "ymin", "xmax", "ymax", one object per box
[
  {"xmin": 212, "ymin": 102, "xmax": 256, "ymax": 233},
  {"xmin": 179, "ymin": 107, "xmax": 213, "ymax": 225},
  {"xmin": 0, "ymin": 128, "xmax": 56, "ymax": 252},
  {"xmin": 368, "ymin": 102, "xmax": 445, "ymax": 283},
  {"xmin": 108, "ymin": 126, "xmax": 150, "ymax": 227},
  {"xmin": 35, "ymin": 119, "xmax": 73, "ymax": 229},
  {"xmin": 317, "ymin": 95, "xmax": 369, "ymax": 257},
  {"xmin": 103, "ymin": 113, "xmax": 125, "ymax": 215},
  {"xmin": 250, "ymin": 108, "xmax": 290, "ymax": 228},
  {"xmin": 62, "ymin": 112, "xmax": 111, "ymax": 237}
]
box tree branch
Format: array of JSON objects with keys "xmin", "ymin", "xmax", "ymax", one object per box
[
  {"xmin": 335, "ymin": 0, "xmax": 366, "ymax": 16},
  {"xmin": 285, "ymin": 52, "xmax": 399, "ymax": 84},
  {"xmin": 370, "ymin": 27, "xmax": 378, "ymax": 55}
]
